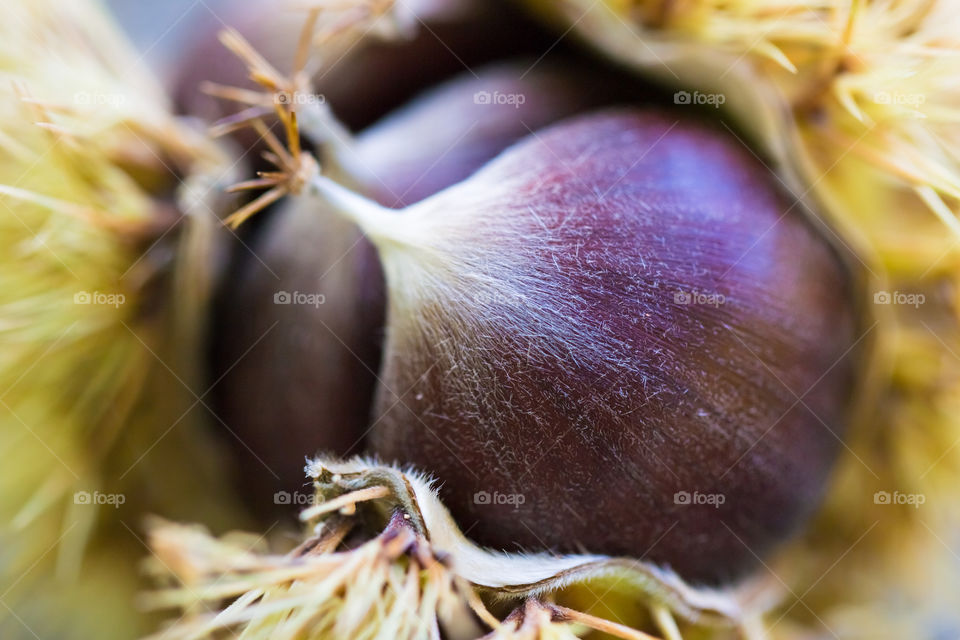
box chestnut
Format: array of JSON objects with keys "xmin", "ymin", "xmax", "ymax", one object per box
[
  {"xmin": 286, "ymin": 109, "xmax": 859, "ymax": 583},
  {"xmin": 210, "ymin": 62, "xmax": 637, "ymax": 515}
]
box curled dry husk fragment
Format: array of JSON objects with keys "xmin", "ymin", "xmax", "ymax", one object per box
[
  {"xmin": 0, "ymin": 0, "xmax": 244, "ymax": 637},
  {"xmin": 144, "ymin": 457, "xmax": 774, "ymax": 640},
  {"xmin": 144, "ymin": 0, "xmax": 960, "ymax": 637}
]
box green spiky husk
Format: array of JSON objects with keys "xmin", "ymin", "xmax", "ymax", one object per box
[{"xmin": 0, "ymin": 1, "xmax": 245, "ymax": 637}]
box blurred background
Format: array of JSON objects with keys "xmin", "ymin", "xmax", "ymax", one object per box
[{"xmin": 106, "ymin": 0, "xmax": 231, "ymax": 74}]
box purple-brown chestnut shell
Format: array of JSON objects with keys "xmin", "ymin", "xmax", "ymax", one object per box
[{"xmin": 356, "ymin": 110, "xmax": 859, "ymax": 584}]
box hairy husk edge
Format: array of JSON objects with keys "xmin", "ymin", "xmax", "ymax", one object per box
[{"xmin": 144, "ymin": 457, "xmax": 775, "ymax": 640}]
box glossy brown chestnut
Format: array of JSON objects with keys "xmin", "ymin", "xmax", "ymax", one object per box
[
  {"xmin": 210, "ymin": 62, "xmax": 638, "ymax": 515},
  {"xmin": 298, "ymin": 109, "xmax": 858, "ymax": 584}
]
